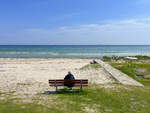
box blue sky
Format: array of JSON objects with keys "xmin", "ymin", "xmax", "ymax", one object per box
[{"xmin": 0, "ymin": 0, "xmax": 150, "ymax": 45}]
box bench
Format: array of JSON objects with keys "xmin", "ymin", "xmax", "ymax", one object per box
[{"xmin": 49, "ymin": 79, "xmax": 88, "ymax": 92}]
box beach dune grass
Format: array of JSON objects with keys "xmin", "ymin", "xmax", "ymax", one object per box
[
  {"xmin": 111, "ymin": 62, "xmax": 150, "ymax": 86},
  {"xmin": 0, "ymin": 84, "xmax": 150, "ymax": 113},
  {"xmin": 103, "ymin": 55, "xmax": 150, "ymax": 86}
]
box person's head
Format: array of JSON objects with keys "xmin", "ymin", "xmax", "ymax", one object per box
[{"xmin": 68, "ymin": 71, "xmax": 71, "ymax": 74}]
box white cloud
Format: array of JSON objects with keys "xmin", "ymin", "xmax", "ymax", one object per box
[{"xmin": 1, "ymin": 18, "xmax": 150, "ymax": 45}]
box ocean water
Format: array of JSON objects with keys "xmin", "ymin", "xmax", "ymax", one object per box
[{"xmin": 0, "ymin": 45, "xmax": 150, "ymax": 59}]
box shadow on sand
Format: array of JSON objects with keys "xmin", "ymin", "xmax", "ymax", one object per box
[
  {"xmin": 43, "ymin": 91, "xmax": 58, "ymax": 95},
  {"xmin": 43, "ymin": 90, "xmax": 85, "ymax": 95}
]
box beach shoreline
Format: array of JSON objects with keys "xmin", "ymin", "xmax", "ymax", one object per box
[{"xmin": 0, "ymin": 45, "xmax": 150, "ymax": 59}]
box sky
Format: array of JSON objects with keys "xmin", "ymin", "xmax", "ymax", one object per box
[{"xmin": 0, "ymin": 0, "xmax": 150, "ymax": 45}]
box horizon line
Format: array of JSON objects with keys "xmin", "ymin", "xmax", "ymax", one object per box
[{"xmin": 0, "ymin": 44, "xmax": 150, "ymax": 46}]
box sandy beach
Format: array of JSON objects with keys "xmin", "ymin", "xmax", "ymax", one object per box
[{"xmin": 0, "ymin": 58, "xmax": 115, "ymax": 96}]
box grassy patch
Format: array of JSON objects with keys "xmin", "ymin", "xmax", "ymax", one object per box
[
  {"xmin": 103, "ymin": 55, "xmax": 150, "ymax": 86},
  {"xmin": 102, "ymin": 56, "xmax": 124, "ymax": 62},
  {"xmin": 111, "ymin": 63, "xmax": 150, "ymax": 86},
  {"xmin": 135, "ymin": 55, "xmax": 150, "ymax": 60},
  {"xmin": 0, "ymin": 92, "xmax": 3, "ymax": 95},
  {"xmin": 0, "ymin": 99, "xmax": 62, "ymax": 113},
  {"xmin": 0, "ymin": 85, "xmax": 150, "ymax": 113},
  {"xmin": 102, "ymin": 55, "xmax": 150, "ymax": 62},
  {"xmin": 0, "ymin": 91, "xmax": 7, "ymax": 96},
  {"xmin": 58, "ymin": 85, "xmax": 150, "ymax": 113}
]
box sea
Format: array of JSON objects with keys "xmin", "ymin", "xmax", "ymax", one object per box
[{"xmin": 0, "ymin": 45, "xmax": 150, "ymax": 59}]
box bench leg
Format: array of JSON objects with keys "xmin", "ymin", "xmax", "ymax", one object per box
[
  {"xmin": 55, "ymin": 80, "xmax": 58, "ymax": 92},
  {"xmin": 56, "ymin": 86, "xmax": 58, "ymax": 92},
  {"xmin": 80, "ymin": 80, "xmax": 82, "ymax": 92}
]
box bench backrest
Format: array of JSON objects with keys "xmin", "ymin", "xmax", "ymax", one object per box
[{"xmin": 49, "ymin": 79, "xmax": 88, "ymax": 86}]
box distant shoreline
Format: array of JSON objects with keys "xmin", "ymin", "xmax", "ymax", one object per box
[{"xmin": 0, "ymin": 55, "xmax": 150, "ymax": 59}]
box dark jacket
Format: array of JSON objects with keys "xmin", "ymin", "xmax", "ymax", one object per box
[
  {"xmin": 64, "ymin": 73, "xmax": 75, "ymax": 80},
  {"xmin": 64, "ymin": 73, "xmax": 75, "ymax": 88}
]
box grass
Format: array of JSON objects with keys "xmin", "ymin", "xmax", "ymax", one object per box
[
  {"xmin": 102, "ymin": 55, "xmax": 150, "ymax": 62},
  {"xmin": 135, "ymin": 55, "xmax": 150, "ymax": 60},
  {"xmin": 58, "ymin": 85, "xmax": 150, "ymax": 113},
  {"xmin": 102, "ymin": 56, "xmax": 124, "ymax": 62},
  {"xmin": 0, "ymin": 99, "xmax": 62, "ymax": 113},
  {"xmin": 0, "ymin": 92, "xmax": 3, "ymax": 95},
  {"xmin": 0, "ymin": 84, "xmax": 150, "ymax": 113},
  {"xmin": 111, "ymin": 63, "xmax": 150, "ymax": 86},
  {"xmin": 103, "ymin": 55, "xmax": 150, "ymax": 86}
]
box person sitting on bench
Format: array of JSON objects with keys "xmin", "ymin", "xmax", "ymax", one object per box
[
  {"xmin": 49, "ymin": 72, "xmax": 88, "ymax": 92},
  {"xmin": 64, "ymin": 72, "xmax": 75, "ymax": 88}
]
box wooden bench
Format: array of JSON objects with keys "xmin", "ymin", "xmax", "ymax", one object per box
[{"xmin": 49, "ymin": 79, "xmax": 88, "ymax": 92}]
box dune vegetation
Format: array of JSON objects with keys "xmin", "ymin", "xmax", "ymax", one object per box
[
  {"xmin": 0, "ymin": 84, "xmax": 150, "ymax": 113},
  {"xmin": 103, "ymin": 55, "xmax": 150, "ymax": 86}
]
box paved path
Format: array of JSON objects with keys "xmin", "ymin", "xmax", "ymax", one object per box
[{"xmin": 97, "ymin": 60, "xmax": 144, "ymax": 86}]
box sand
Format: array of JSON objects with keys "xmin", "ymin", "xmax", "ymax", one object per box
[{"xmin": 0, "ymin": 58, "xmax": 115, "ymax": 97}]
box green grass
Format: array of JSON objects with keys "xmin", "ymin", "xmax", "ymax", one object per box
[
  {"xmin": 102, "ymin": 56, "xmax": 124, "ymax": 62},
  {"xmin": 0, "ymin": 99, "xmax": 62, "ymax": 113},
  {"xmin": 111, "ymin": 62, "xmax": 150, "ymax": 86},
  {"xmin": 135, "ymin": 55, "xmax": 150, "ymax": 60},
  {"xmin": 58, "ymin": 85, "xmax": 150, "ymax": 113},
  {"xmin": 102, "ymin": 55, "xmax": 150, "ymax": 62},
  {"xmin": 0, "ymin": 85, "xmax": 150, "ymax": 113},
  {"xmin": 102, "ymin": 55, "xmax": 150, "ymax": 86}
]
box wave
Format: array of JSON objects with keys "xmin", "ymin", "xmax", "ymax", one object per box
[
  {"xmin": 0, "ymin": 51, "xmax": 150, "ymax": 58},
  {"xmin": 0, "ymin": 45, "xmax": 150, "ymax": 58}
]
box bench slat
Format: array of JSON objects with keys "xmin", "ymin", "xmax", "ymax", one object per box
[
  {"xmin": 49, "ymin": 80, "xmax": 88, "ymax": 81},
  {"xmin": 49, "ymin": 81, "xmax": 88, "ymax": 84},
  {"xmin": 50, "ymin": 84, "xmax": 88, "ymax": 86},
  {"xmin": 49, "ymin": 79, "xmax": 88, "ymax": 88},
  {"xmin": 49, "ymin": 79, "xmax": 88, "ymax": 82}
]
